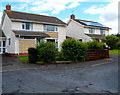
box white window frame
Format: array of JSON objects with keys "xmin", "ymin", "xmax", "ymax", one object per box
[
  {"xmin": 89, "ymin": 28, "xmax": 95, "ymax": 34},
  {"xmin": 0, "ymin": 40, "xmax": 6, "ymax": 54},
  {"xmin": 43, "ymin": 25, "xmax": 58, "ymax": 32},
  {"xmin": 22, "ymin": 22, "xmax": 33, "ymax": 30},
  {"xmin": 100, "ymin": 29, "xmax": 105, "ymax": 35}
]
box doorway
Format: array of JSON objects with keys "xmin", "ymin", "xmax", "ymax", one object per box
[{"xmin": 0, "ymin": 40, "xmax": 6, "ymax": 54}]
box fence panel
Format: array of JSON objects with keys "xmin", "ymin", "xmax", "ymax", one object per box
[{"xmin": 86, "ymin": 49, "xmax": 109, "ymax": 61}]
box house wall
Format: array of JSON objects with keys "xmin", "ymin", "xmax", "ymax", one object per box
[
  {"xmin": 11, "ymin": 21, "xmax": 66, "ymax": 51},
  {"xmin": 84, "ymin": 27, "xmax": 109, "ymax": 35},
  {"xmin": 19, "ymin": 39, "xmax": 36, "ymax": 53},
  {"xmin": 67, "ymin": 19, "xmax": 92, "ymax": 42},
  {"xmin": 1, "ymin": 12, "xmax": 19, "ymax": 54},
  {"xmin": 58, "ymin": 26, "xmax": 66, "ymax": 50}
]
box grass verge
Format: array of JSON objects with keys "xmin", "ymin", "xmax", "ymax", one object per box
[
  {"xmin": 17, "ymin": 56, "xmax": 28, "ymax": 63},
  {"xmin": 109, "ymin": 50, "xmax": 120, "ymax": 55}
]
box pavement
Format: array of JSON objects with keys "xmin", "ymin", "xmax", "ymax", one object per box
[
  {"xmin": 1, "ymin": 54, "xmax": 118, "ymax": 72},
  {"xmin": 1, "ymin": 54, "xmax": 119, "ymax": 93}
]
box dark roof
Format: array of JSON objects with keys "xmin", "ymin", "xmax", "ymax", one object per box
[
  {"xmin": 75, "ymin": 19, "xmax": 110, "ymax": 29},
  {"xmin": 4, "ymin": 10, "xmax": 67, "ymax": 26},
  {"xmin": 12, "ymin": 30, "xmax": 50, "ymax": 38},
  {"xmin": 0, "ymin": 29, "xmax": 6, "ymax": 37},
  {"xmin": 85, "ymin": 34, "xmax": 105, "ymax": 38}
]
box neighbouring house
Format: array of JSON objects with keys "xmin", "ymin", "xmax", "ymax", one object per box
[
  {"xmin": 0, "ymin": 5, "xmax": 67, "ymax": 55},
  {"xmin": 67, "ymin": 14, "xmax": 111, "ymax": 42}
]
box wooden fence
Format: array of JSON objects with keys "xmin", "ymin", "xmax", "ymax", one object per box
[{"xmin": 86, "ymin": 49, "xmax": 109, "ymax": 61}]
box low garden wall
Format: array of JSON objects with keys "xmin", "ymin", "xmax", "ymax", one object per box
[{"xmin": 86, "ymin": 49, "xmax": 109, "ymax": 61}]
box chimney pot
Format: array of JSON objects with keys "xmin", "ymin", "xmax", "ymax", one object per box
[
  {"xmin": 70, "ymin": 14, "xmax": 75, "ymax": 19},
  {"xmin": 6, "ymin": 4, "xmax": 11, "ymax": 10}
]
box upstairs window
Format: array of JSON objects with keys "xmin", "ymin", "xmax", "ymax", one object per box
[
  {"xmin": 22, "ymin": 22, "xmax": 33, "ymax": 30},
  {"xmin": 100, "ymin": 29, "xmax": 105, "ymax": 35},
  {"xmin": 44, "ymin": 25, "xmax": 58, "ymax": 32},
  {"xmin": 89, "ymin": 28, "xmax": 95, "ymax": 34},
  {"xmin": 8, "ymin": 38, "xmax": 11, "ymax": 45}
]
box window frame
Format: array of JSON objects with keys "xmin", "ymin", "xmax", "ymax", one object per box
[
  {"xmin": 22, "ymin": 22, "xmax": 33, "ymax": 30},
  {"xmin": 89, "ymin": 28, "xmax": 95, "ymax": 34},
  {"xmin": 100, "ymin": 29, "xmax": 105, "ymax": 35},
  {"xmin": 44, "ymin": 24, "xmax": 58, "ymax": 32}
]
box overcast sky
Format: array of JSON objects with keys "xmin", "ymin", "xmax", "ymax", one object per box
[{"xmin": 0, "ymin": 0, "xmax": 119, "ymax": 34}]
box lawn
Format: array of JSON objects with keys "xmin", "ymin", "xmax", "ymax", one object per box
[
  {"xmin": 109, "ymin": 50, "xmax": 120, "ymax": 55},
  {"xmin": 17, "ymin": 56, "xmax": 44, "ymax": 64},
  {"xmin": 17, "ymin": 56, "xmax": 28, "ymax": 63}
]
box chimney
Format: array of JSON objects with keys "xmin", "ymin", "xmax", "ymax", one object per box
[
  {"xmin": 6, "ymin": 4, "xmax": 11, "ymax": 10},
  {"xmin": 70, "ymin": 14, "xmax": 75, "ymax": 19}
]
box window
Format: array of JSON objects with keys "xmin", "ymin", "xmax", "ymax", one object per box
[
  {"xmin": 8, "ymin": 38, "xmax": 11, "ymax": 45},
  {"xmin": 89, "ymin": 28, "xmax": 95, "ymax": 34},
  {"xmin": 3, "ymin": 41, "xmax": 6, "ymax": 47},
  {"xmin": 44, "ymin": 25, "xmax": 58, "ymax": 32},
  {"xmin": 100, "ymin": 29, "xmax": 105, "ymax": 35},
  {"xmin": 22, "ymin": 22, "xmax": 33, "ymax": 30}
]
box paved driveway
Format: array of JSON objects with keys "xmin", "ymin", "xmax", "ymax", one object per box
[{"xmin": 2, "ymin": 54, "xmax": 119, "ymax": 93}]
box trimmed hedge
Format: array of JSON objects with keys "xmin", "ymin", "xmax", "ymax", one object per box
[
  {"xmin": 28, "ymin": 47, "xmax": 38, "ymax": 63},
  {"xmin": 37, "ymin": 41, "xmax": 56, "ymax": 63},
  {"xmin": 61, "ymin": 39, "xmax": 87, "ymax": 61},
  {"xmin": 87, "ymin": 40, "xmax": 106, "ymax": 49}
]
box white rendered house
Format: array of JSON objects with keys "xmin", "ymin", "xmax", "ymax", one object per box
[
  {"xmin": 67, "ymin": 14, "xmax": 111, "ymax": 42},
  {"xmin": 0, "ymin": 5, "xmax": 67, "ymax": 55}
]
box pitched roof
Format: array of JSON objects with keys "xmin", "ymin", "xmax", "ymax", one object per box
[
  {"xmin": 74, "ymin": 19, "xmax": 110, "ymax": 29},
  {"xmin": 12, "ymin": 30, "xmax": 50, "ymax": 38},
  {"xmin": 85, "ymin": 34, "xmax": 105, "ymax": 38},
  {"xmin": 4, "ymin": 10, "xmax": 67, "ymax": 26},
  {"xmin": 0, "ymin": 29, "xmax": 6, "ymax": 37}
]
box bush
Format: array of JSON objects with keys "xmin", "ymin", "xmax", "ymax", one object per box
[
  {"xmin": 102, "ymin": 35, "xmax": 118, "ymax": 49},
  {"xmin": 61, "ymin": 39, "xmax": 87, "ymax": 61},
  {"xmin": 87, "ymin": 40, "xmax": 106, "ymax": 49},
  {"xmin": 28, "ymin": 47, "xmax": 38, "ymax": 63},
  {"xmin": 116, "ymin": 41, "xmax": 120, "ymax": 50},
  {"xmin": 37, "ymin": 41, "xmax": 56, "ymax": 63}
]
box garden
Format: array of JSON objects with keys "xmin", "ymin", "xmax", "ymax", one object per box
[
  {"xmin": 17, "ymin": 39, "xmax": 108, "ymax": 64},
  {"xmin": 17, "ymin": 34, "xmax": 120, "ymax": 64}
]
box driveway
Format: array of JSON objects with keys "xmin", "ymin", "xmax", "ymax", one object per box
[{"xmin": 2, "ymin": 54, "xmax": 119, "ymax": 93}]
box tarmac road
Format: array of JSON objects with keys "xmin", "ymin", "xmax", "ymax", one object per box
[{"xmin": 2, "ymin": 58, "xmax": 118, "ymax": 93}]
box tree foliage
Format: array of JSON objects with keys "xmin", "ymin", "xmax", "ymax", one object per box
[{"xmin": 102, "ymin": 35, "xmax": 118, "ymax": 49}]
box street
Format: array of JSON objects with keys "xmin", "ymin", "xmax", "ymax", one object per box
[{"xmin": 2, "ymin": 55, "xmax": 118, "ymax": 93}]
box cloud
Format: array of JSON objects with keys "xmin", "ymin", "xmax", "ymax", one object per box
[
  {"xmin": 10, "ymin": 0, "xmax": 86, "ymax": 14},
  {"xmin": 40, "ymin": 13, "xmax": 48, "ymax": 16},
  {"xmin": 84, "ymin": 0, "xmax": 118, "ymax": 34},
  {"xmin": 67, "ymin": 2, "xmax": 80, "ymax": 9},
  {"xmin": 62, "ymin": 18, "xmax": 69, "ymax": 23},
  {"xmin": 84, "ymin": 5, "xmax": 105, "ymax": 14}
]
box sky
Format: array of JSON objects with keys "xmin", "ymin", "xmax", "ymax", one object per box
[{"xmin": 0, "ymin": 0, "xmax": 119, "ymax": 34}]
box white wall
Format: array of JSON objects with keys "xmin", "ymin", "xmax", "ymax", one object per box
[
  {"xmin": 58, "ymin": 26, "xmax": 67, "ymax": 51},
  {"xmin": 84, "ymin": 27, "xmax": 109, "ymax": 35},
  {"xmin": 67, "ymin": 19, "xmax": 92, "ymax": 42},
  {"xmin": 1, "ymin": 12, "xmax": 18, "ymax": 54},
  {"xmin": 12, "ymin": 21, "xmax": 44, "ymax": 31}
]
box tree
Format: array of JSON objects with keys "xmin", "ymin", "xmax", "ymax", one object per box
[{"xmin": 102, "ymin": 35, "xmax": 118, "ymax": 49}]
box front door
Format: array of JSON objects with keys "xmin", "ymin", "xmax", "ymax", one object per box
[{"xmin": 0, "ymin": 40, "xmax": 6, "ymax": 54}]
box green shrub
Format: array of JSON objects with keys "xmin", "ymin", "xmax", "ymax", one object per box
[
  {"xmin": 37, "ymin": 41, "xmax": 56, "ymax": 63},
  {"xmin": 28, "ymin": 47, "xmax": 38, "ymax": 63},
  {"xmin": 56, "ymin": 51, "xmax": 68, "ymax": 61},
  {"xmin": 87, "ymin": 40, "xmax": 105, "ymax": 49},
  {"xmin": 61, "ymin": 39, "xmax": 87, "ymax": 61},
  {"xmin": 102, "ymin": 35, "xmax": 118, "ymax": 49},
  {"xmin": 116, "ymin": 41, "xmax": 120, "ymax": 50}
]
